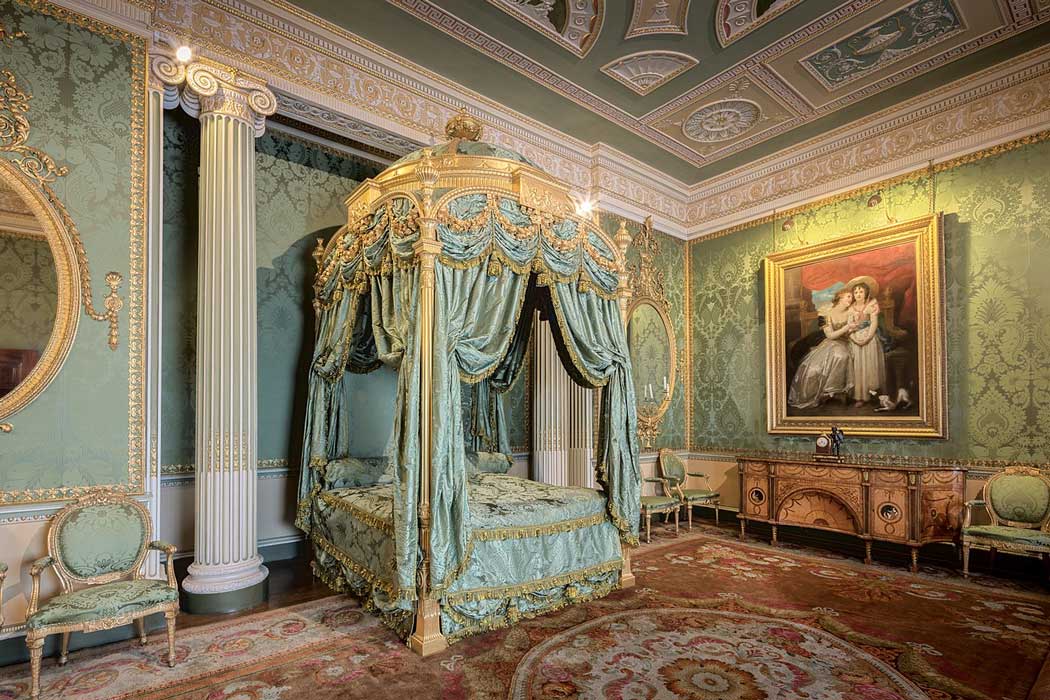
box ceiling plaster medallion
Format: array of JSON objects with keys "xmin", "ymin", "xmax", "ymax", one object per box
[
  {"xmin": 682, "ymin": 99, "xmax": 761, "ymax": 143},
  {"xmin": 488, "ymin": 0, "xmax": 604, "ymax": 57},
  {"xmin": 717, "ymin": 0, "xmax": 803, "ymax": 47},
  {"xmin": 601, "ymin": 51, "xmax": 698, "ymax": 95},
  {"xmin": 625, "ymin": 0, "xmax": 689, "ymax": 38}
]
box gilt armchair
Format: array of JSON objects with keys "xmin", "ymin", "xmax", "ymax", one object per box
[
  {"xmin": 657, "ymin": 449, "xmax": 721, "ymax": 530},
  {"xmin": 641, "ymin": 477, "xmax": 680, "ymax": 543},
  {"xmin": 962, "ymin": 466, "xmax": 1050, "ymax": 577},
  {"xmin": 24, "ymin": 491, "xmax": 179, "ymax": 699}
]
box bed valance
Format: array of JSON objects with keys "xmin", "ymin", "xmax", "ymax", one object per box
[{"xmin": 297, "ymin": 111, "xmax": 641, "ymax": 652}]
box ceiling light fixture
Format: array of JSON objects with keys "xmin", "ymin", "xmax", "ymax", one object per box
[{"xmin": 175, "ymin": 45, "xmax": 192, "ymax": 63}]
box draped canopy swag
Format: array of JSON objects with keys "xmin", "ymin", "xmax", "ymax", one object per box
[{"xmin": 297, "ymin": 111, "xmax": 641, "ymax": 653}]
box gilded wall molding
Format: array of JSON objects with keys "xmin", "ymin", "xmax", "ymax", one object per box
[{"xmin": 0, "ymin": 0, "xmax": 147, "ymax": 506}]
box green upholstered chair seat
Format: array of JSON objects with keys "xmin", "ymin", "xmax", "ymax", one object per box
[
  {"xmin": 963, "ymin": 525, "xmax": 1050, "ymax": 547},
  {"xmin": 641, "ymin": 495, "xmax": 678, "ymax": 509},
  {"xmin": 26, "ymin": 579, "xmax": 178, "ymax": 630},
  {"xmin": 680, "ymin": 489, "xmax": 719, "ymax": 502}
]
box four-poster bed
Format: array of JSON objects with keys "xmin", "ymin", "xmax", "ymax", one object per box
[{"xmin": 296, "ymin": 112, "xmax": 641, "ymax": 654}]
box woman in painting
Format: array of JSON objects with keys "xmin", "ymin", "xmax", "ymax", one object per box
[
  {"xmin": 847, "ymin": 276, "xmax": 887, "ymax": 406},
  {"xmin": 788, "ymin": 288, "xmax": 858, "ymax": 409}
]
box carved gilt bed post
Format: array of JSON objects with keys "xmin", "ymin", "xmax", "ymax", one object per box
[
  {"xmin": 614, "ymin": 218, "xmax": 637, "ymax": 588},
  {"xmin": 409, "ymin": 148, "xmax": 449, "ymax": 655}
]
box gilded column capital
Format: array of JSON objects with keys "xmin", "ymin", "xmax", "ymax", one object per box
[{"xmin": 148, "ymin": 54, "xmax": 276, "ymax": 136}]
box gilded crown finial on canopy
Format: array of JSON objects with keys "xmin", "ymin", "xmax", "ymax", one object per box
[{"xmin": 445, "ymin": 108, "xmax": 483, "ymax": 141}]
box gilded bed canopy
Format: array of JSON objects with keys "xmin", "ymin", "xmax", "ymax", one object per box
[{"xmin": 297, "ymin": 111, "xmax": 641, "ymax": 652}]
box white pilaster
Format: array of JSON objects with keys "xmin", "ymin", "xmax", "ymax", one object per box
[
  {"xmin": 152, "ymin": 54, "xmax": 276, "ymax": 603},
  {"xmin": 143, "ymin": 73, "xmax": 165, "ymax": 579}
]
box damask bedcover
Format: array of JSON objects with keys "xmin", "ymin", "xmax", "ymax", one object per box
[{"xmin": 310, "ymin": 473, "xmax": 624, "ymax": 641}]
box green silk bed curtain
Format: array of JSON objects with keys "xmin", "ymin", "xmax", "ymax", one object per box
[{"xmin": 298, "ymin": 191, "xmax": 640, "ymax": 603}]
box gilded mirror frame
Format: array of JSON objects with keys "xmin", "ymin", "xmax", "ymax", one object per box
[
  {"xmin": 623, "ymin": 215, "xmax": 676, "ymax": 449},
  {"xmin": 0, "ymin": 156, "xmax": 80, "ymax": 421},
  {"xmin": 627, "ymin": 295, "xmax": 677, "ymax": 448}
]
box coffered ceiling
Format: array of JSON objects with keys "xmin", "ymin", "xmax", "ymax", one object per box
[{"xmin": 285, "ymin": 0, "xmax": 1050, "ymax": 185}]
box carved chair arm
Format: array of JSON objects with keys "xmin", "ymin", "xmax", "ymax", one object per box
[
  {"xmin": 963, "ymin": 499, "xmax": 987, "ymax": 529},
  {"xmin": 149, "ymin": 541, "xmax": 178, "ymax": 588},
  {"xmin": 28, "ymin": 556, "xmax": 54, "ymax": 617},
  {"xmin": 687, "ymin": 471, "xmax": 715, "ymax": 489},
  {"xmin": 643, "ymin": 477, "xmax": 673, "ymax": 498}
]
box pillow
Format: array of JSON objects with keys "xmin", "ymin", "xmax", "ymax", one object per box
[
  {"xmin": 323, "ymin": 457, "xmax": 393, "ymax": 490},
  {"xmin": 466, "ymin": 451, "xmax": 513, "ymax": 476}
]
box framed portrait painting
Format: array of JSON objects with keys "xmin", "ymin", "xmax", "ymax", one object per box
[{"xmin": 764, "ymin": 214, "xmax": 947, "ymax": 438}]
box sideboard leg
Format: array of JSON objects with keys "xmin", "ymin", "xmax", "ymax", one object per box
[
  {"xmin": 739, "ymin": 519, "xmax": 746, "ymax": 540},
  {"xmin": 864, "ymin": 541, "xmax": 872, "ymax": 565},
  {"xmin": 910, "ymin": 546, "xmax": 919, "ymax": 573},
  {"xmin": 771, "ymin": 525, "xmax": 778, "ymax": 546}
]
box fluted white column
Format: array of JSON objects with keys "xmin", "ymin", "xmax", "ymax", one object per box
[
  {"xmin": 155, "ymin": 56, "xmax": 277, "ymax": 610},
  {"xmin": 567, "ymin": 382, "xmax": 595, "ymax": 488},
  {"xmin": 532, "ymin": 312, "xmax": 570, "ymax": 486}
]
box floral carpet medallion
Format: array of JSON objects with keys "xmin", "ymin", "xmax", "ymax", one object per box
[{"xmin": 508, "ymin": 608, "xmax": 926, "ymax": 700}]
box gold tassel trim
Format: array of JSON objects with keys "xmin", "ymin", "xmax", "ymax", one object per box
[
  {"xmin": 443, "ymin": 558, "xmax": 622, "ymax": 605},
  {"xmin": 318, "ymin": 491, "xmax": 395, "ymax": 535},
  {"xmin": 472, "ymin": 513, "xmax": 607, "ymax": 541},
  {"xmin": 441, "ymin": 569, "xmax": 622, "ymax": 642},
  {"xmin": 310, "ymin": 531, "xmax": 416, "ymax": 602}
]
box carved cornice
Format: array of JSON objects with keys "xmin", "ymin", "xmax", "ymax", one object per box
[{"xmin": 150, "ymin": 53, "xmax": 277, "ymax": 135}]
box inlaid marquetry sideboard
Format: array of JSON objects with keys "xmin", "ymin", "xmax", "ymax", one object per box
[{"xmin": 737, "ymin": 457, "xmax": 966, "ymax": 572}]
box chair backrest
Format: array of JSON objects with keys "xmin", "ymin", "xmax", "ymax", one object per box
[
  {"xmin": 984, "ymin": 467, "xmax": 1050, "ymax": 530},
  {"xmin": 658, "ymin": 449, "xmax": 686, "ymax": 487},
  {"xmin": 48, "ymin": 491, "xmax": 151, "ymax": 590}
]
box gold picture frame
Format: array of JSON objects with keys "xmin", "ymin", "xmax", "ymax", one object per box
[{"xmin": 764, "ymin": 214, "xmax": 946, "ymax": 438}]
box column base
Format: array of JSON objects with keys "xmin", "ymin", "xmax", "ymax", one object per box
[{"xmin": 181, "ymin": 558, "xmax": 269, "ymax": 614}]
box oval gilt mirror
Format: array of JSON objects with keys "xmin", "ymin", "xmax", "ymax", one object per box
[
  {"xmin": 627, "ymin": 298, "xmax": 676, "ymax": 443},
  {"xmin": 0, "ymin": 158, "xmax": 79, "ymax": 421}
]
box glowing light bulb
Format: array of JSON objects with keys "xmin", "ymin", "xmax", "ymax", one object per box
[
  {"xmin": 576, "ymin": 199, "xmax": 593, "ymax": 216},
  {"xmin": 175, "ymin": 46, "xmax": 192, "ymax": 63}
]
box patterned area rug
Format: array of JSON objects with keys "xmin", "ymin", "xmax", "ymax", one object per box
[{"xmin": 1, "ymin": 531, "xmax": 1047, "ymax": 700}]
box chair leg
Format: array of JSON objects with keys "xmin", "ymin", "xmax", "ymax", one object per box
[
  {"xmin": 989, "ymin": 547, "xmax": 997, "ymax": 572},
  {"xmin": 164, "ymin": 610, "xmax": 177, "ymax": 668},
  {"xmin": 686, "ymin": 503, "xmax": 692, "ymax": 531},
  {"xmin": 28, "ymin": 637, "xmax": 44, "ymax": 699},
  {"xmin": 645, "ymin": 511, "xmax": 652, "ymax": 544},
  {"xmin": 674, "ymin": 507, "xmax": 679, "ymax": 536},
  {"xmin": 58, "ymin": 632, "xmax": 70, "ymax": 666},
  {"xmin": 962, "ymin": 543, "xmax": 970, "ymax": 578},
  {"xmin": 714, "ymin": 503, "xmax": 720, "ymax": 525},
  {"xmin": 136, "ymin": 617, "xmax": 147, "ymax": 646}
]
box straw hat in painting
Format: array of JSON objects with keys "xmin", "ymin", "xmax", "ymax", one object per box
[{"xmin": 846, "ymin": 275, "xmax": 880, "ymax": 299}]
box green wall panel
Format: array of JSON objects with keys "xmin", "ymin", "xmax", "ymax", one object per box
[
  {"xmin": 690, "ymin": 140, "xmax": 1050, "ymax": 463},
  {"xmin": 0, "ymin": 0, "xmax": 141, "ymax": 500},
  {"xmin": 160, "ymin": 117, "xmax": 383, "ymax": 470}
]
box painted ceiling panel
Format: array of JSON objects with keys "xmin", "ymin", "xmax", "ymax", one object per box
[{"xmin": 288, "ymin": 0, "xmax": 1050, "ymax": 183}]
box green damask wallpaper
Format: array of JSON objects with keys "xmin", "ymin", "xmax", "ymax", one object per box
[
  {"xmin": 0, "ymin": 232, "xmax": 56, "ymax": 351},
  {"xmin": 690, "ymin": 139, "xmax": 1050, "ymax": 463},
  {"xmin": 0, "ymin": 0, "xmax": 140, "ymax": 498},
  {"xmin": 161, "ymin": 115, "xmax": 383, "ymax": 469},
  {"xmin": 602, "ymin": 214, "xmax": 687, "ymax": 452}
]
